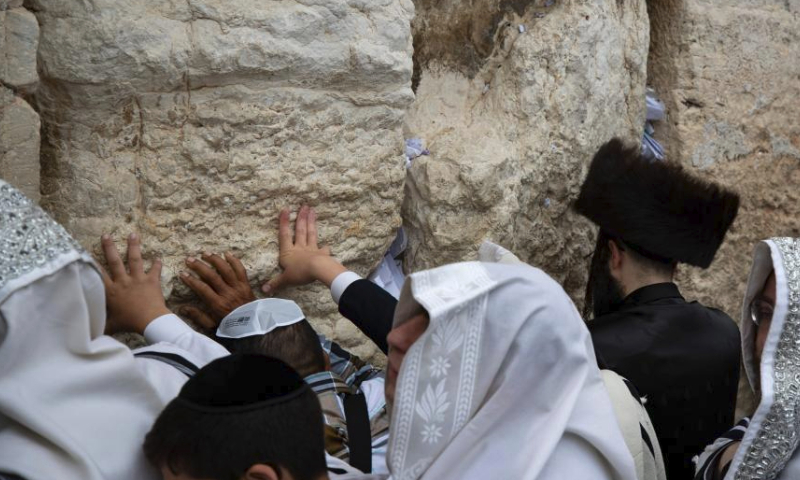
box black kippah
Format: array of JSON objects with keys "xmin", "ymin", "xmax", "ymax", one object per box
[{"xmin": 176, "ymin": 354, "xmax": 309, "ymax": 414}]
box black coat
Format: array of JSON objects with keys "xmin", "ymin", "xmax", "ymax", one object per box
[
  {"xmin": 588, "ymin": 283, "xmax": 741, "ymax": 480},
  {"xmin": 338, "ymin": 279, "xmax": 397, "ymax": 355}
]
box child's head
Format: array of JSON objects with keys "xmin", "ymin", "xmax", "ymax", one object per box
[
  {"xmin": 144, "ymin": 354, "xmax": 328, "ymax": 480},
  {"xmin": 219, "ymin": 319, "xmax": 327, "ymax": 378},
  {"xmin": 215, "ymin": 299, "xmax": 328, "ymax": 378}
]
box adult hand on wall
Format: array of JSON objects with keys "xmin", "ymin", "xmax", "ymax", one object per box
[
  {"xmin": 100, "ymin": 233, "xmax": 171, "ymax": 335},
  {"xmin": 261, "ymin": 205, "xmax": 347, "ymax": 295},
  {"xmin": 179, "ymin": 252, "xmax": 256, "ymax": 329}
]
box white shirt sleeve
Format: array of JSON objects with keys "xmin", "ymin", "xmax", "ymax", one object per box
[
  {"xmin": 132, "ymin": 345, "xmax": 203, "ymax": 404},
  {"xmin": 330, "ymin": 271, "xmax": 363, "ymax": 304},
  {"xmin": 143, "ymin": 313, "xmax": 230, "ymax": 363}
]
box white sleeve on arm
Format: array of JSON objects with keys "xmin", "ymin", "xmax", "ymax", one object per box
[
  {"xmin": 330, "ymin": 271, "xmax": 363, "ymax": 304},
  {"xmin": 143, "ymin": 313, "xmax": 229, "ymax": 363}
]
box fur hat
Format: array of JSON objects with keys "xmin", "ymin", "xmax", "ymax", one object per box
[{"xmin": 574, "ymin": 138, "xmax": 740, "ymax": 268}]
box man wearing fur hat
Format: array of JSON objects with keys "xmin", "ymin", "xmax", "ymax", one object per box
[{"xmin": 574, "ymin": 139, "xmax": 742, "ymax": 480}]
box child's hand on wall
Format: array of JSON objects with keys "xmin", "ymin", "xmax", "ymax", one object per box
[
  {"xmin": 261, "ymin": 205, "xmax": 346, "ymax": 296},
  {"xmin": 99, "ymin": 233, "xmax": 171, "ymax": 335}
]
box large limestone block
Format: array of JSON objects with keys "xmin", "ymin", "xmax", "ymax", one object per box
[
  {"xmin": 0, "ymin": 87, "xmax": 40, "ymax": 201},
  {"xmin": 649, "ymin": 0, "xmax": 800, "ymax": 169},
  {"xmin": 33, "ymin": 0, "xmax": 415, "ymax": 359},
  {"xmin": 403, "ymin": 0, "xmax": 649, "ymax": 300},
  {"xmin": 0, "ymin": 8, "xmax": 39, "ymax": 89}
]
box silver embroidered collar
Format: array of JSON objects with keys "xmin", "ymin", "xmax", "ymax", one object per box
[
  {"xmin": 0, "ymin": 181, "xmax": 85, "ymax": 292},
  {"xmin": 734, "ymin": 238, "xmax": 800, "ymax": 480}
]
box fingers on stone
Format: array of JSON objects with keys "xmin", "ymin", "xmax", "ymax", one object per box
[
  {"xmin": 278, "ymin": 209, "xmax": 292, "ymax": 248},
  {"xmin": 180, "ymin": 270, "xmax": 220, "ymax": 301},
  {"xmin": 149, "ymin": 258, "xmax": 163, "ymax": 278},
  {"xmin": 225, "ymin": 252, "xmax": 249, "ymax": 282},
  {"xmin": 185, "ymin": 257, "xmax": 227, "ymax": 293},
  {"xmin": 307, "ymin": 207, "xmax": 319, "ymax": 248},
  {"xmin": 127, "ymin": 233, "xmax": 144, "ymax": 276},
  {"xmin": 262, "ymin": 275, "xmax": 283, "ymax": 296},
  {"xmin": 101, "ymin": 234, "xmax": 126, "ymax": 279},
  {"xmin": 295, "ymin": 205, "xmax": 309, "ymax": 247},
  {"xmin": 202, "ymin": 252, "xmax": 237, "ymax": 285}
]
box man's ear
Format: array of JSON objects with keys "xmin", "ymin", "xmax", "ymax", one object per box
[
  {"xmin": 608, "ymin": 240, "xmax": 624, "ymax": 274},
  {"xmin": 243, "ymin": 464, "xmax": 281, "ymax": 480}
]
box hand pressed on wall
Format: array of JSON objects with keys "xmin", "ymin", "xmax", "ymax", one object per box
[
  {"xmin": 180, "ymin": 252, "xmax": 256, "ymax": 330},
  {"xmin": 100, "ymin": 233, "xmax": 171, "ymax": 336},
  {"xmin": 261, "ymin": 205, "xmax": 346, "ymax": 295}
]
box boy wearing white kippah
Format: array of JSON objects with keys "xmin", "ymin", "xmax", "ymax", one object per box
[{"xmin": 177, "ymin": 250, "xmax": 389, "ymax": 475}]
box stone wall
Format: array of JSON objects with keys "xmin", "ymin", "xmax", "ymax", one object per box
[
  {"xmin": 30, "ymin": 0, "xmax": 415, "ymax": 359},
  {"xmin": 646, "ymin": 0, "xmax": 800, "ymax": 416},
  {"xmin": 648, "ymin": 0, "xmax": 800, "ymax": 314},
  {"xmin": 0, "ymin": 2, "xmax": 40, "ymax": 201},
  {"xmin": 1, "ymin": 0, "xmax": 797, "ymax": 389},
  {"xmin": 403, "ymin": 0, "xmax": 650, "ymax": 301}
]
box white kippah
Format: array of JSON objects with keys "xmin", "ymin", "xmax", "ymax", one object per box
[{"xmin": 216, "ymin": 299, "xmax": 305, "ymax": 339}]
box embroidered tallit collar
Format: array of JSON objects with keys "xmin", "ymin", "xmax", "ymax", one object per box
[
  {"xmin": 728, "ymin": 238, "xmax": 800, "ymax": 480},
  {"xmin": 0, "ymin": 181, "xmax": 90, "ymax": 305}
]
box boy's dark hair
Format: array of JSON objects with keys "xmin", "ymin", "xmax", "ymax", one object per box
[
  {"xmin": 143, "ymin": 354, "xmax": 327, "ymax": 480},
  {"xmin": 217, "ymin": 319, "xmax": 327, "ymax": 378}
]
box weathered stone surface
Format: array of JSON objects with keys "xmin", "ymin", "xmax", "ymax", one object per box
[
  {"xmin": 33, "ymin": 0, "xmax": 415, "ymax": 360},
  {"xmin": 681, "ymin": 156, "xmax": 800, "ymax": 417},
  {"xmin": 648, "ymin": 0, "xmax": 800, "ymax": 169},
  {"xmin": 0, "ymin": 8, "xmax": 39, "ymax": 88},
  {"xmin": 403, "ymin": 0, "xmax": 650, "ymax": 301},
  {"xmin": 0, "ymin": 1, "xmax": 24, "ymax": 12},
  {"xmin": 646, "ymin": 0, "xmax": 800, "ymax": 416},
  {"xmin": 0, "ymin": 86, "xmax": 41, "ymax": 201}
]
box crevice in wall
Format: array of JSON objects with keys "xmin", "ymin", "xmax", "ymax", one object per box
[
  {"xmin": 0, "ymin": 4, "xmax": 41, "ymax": 202},
  {"xmin": 35, "ymin": 77, "xmax": 70, "ymax": 216},
  {"xmin": 645, "ymin": 0, "xmax": 686, "ymax": 162},
  {"xmin": 411, "ymin": 0, "xmax": 553, "ymax": 80}
]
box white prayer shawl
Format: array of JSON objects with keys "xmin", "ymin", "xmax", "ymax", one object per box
[
  {"xmin": 479, "ymin": 240, "xmax": 665, "ymax": 480},
  {"xmin": 387, "ymin": 262, "xmax": 637, "ymax": 480},
  {"xmin": 602, "ymin": 371, "xmax": 665, "ymax": 480},
  {"xmin": 725, "ymin": 238, "xmax": 800, "ymax": 480},
  {"xmin": 0, "ymin": 182, "xmax": 166, "ymax": 479}
]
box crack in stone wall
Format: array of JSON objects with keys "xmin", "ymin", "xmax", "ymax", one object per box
[{"xmin": 0, "ymin": 3, "xmax": 40, "ymax": 202}]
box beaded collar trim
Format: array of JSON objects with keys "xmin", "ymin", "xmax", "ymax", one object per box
[
  {"xmin": 0, "ymin": 182, "xmax": 85, "ymax": 291},
  {"xmin": 734, "ymin": 238, "xmax": 800, "ymax": 480}
]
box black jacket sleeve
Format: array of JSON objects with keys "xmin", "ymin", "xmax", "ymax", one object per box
[{"xmin": 338, "ymin": 279, "xmax": 397, "ymax": 354}]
